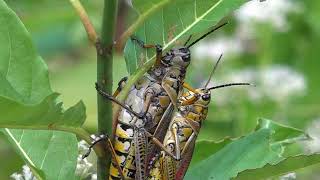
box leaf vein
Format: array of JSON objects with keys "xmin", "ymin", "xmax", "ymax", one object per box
[
  {"xmin": 133, "ymin": 40, "xmax": 138, "ymax": 71},
  {"xmin": 18, "ymin": 130, "xmax": 25, "ymax": 143},
  {"xmin": 177, "ymin": 7, "xmax": 185, "ymax": 30},
  {"xmin": 5, "ymin": 31, "xmax": 12, "ymax": 78},
  {"xmin": 5, "ymin": 129, "xmax": 36, "ymax": 167},
  {"xmin": 40, "ymin": 132, "xmax": 54, "ymax": 169},
  {"xmin": 194, "ymin": 0, "xmax": 198, "ymax": 19},
  {"xmin": 144, "ymin": 23, "xmax": 148, "ymax": 59},
  {"xmin": 161, "ymin": 8, "xmax": 166, "ymax": 45},
  {"xmin": 164, "ymin": 0, "xmax": 224, "ymax": 49}
]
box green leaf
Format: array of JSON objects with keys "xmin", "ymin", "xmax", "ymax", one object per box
[
  {"xmin": 0, "ymin": 0, "xmax": 86, "ymax": 129},
  {"xmin": 118, "ymin": 0, "xmax": 249, "ymax": 107},
  {"xmin": 236, "ymin": 153, "xmax": 320, "ymax": 180},
  {"xmin": 120, "ymin": 0, "xmax": 173, "ymax": 49},
  {"xmin": 185, "ymin": 118, "xmax": 310, "ymax": 180},
  {"xmin": 190, "ymin": 138, "xmax": 232, "ymax": 166},
  {"xmin": 0, "ymin": 94, "xmax": 86, "ymax": 128},
  {"xmin": 0, "ymin": 1, "xmax": 86, "ymax": 179},
  {"xmin": 2, "ymin": 129, "xmax": 78, "ymax": 180},
  {"xmin": 124, "ymin": 0, "xmax": 247, "ymax": 74},
  {"xmin": 132, "ymin": 0, "xmax": 172, "ymax": 13}
]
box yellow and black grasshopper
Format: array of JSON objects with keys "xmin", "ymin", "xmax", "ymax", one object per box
[
  {"xmin": 84, "ymin": 23, "xmax": 228, "ymax": 180},
  {"xmin": 93, "ymin": 41, "xmax": 194, "ymax": 179},
  {"xmin": 148, "ymin": 55, "xmax": 251, "ymax": 180}
]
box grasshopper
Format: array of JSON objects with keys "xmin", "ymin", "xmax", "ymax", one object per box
[
  {"xmin": 94, "ymin": 41, "xmax": 193, "ymax": 179},
  {"xmin": 106, "ymin": 42, "xmax": 192, "ymax": 179},
  {"xmin": 85, "ymin": 23, "xmax": 228, "ymax": 180},
  {"xmin": 148, "ymin": 55, "xmax": 251, "ymax": 180}
]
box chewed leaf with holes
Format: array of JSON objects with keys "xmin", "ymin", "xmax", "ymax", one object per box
[
  {"xmin": 235, "ymin": 153, "xmax": 320, "ymax": 180},
  {"xmin": 184, "ymin": 119, "xmax": 316, "ymax": 180},
  {"xmin": 2, "ymin": 129, "xmax": 78, "ymax": 180},
  {"xmin": 124, "ymin": 0, "xmax": 247, "ymax": 74}
]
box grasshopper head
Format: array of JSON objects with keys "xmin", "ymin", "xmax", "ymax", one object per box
[
  {"xmin": 196, "ymin": 89, "xmax": 211, "ymax": 106},
  {"xmin": 161, "ymin": 47, "xmax": 191, "ymax": 69},
  {"xmin": 178, "ymin": 88, "xmax": 211, "ymax": 122}
]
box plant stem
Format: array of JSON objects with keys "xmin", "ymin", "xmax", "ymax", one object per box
[
  {"xmin": 96, "ymin": 0, "xmax": 118, "ymax": 179},
  {"xmin": 69, "ymin": 0, "xmax": 98, "ymax": 44}
]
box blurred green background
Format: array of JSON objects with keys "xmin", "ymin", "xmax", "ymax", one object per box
[{"xmin": 1, "ymin": 0, "xmax": 320, "ymax": 179}]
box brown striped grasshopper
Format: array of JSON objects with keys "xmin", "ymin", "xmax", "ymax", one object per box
[
  {"xmin": 105, "ymin": 40, "xmax": 193, "ymax": 179},
  {"xmin": 148, "ymin": 55, "xmax": 252, "ymax": 180},
  {"xmin": 84, "ymin": 23, "xmax": 228, "ymax": 180},
  {"xmin": 89, "ymin": 40, "xmax": 194, "ymax": 179}
]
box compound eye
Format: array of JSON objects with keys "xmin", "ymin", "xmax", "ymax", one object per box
[
  {"xmin": 179, "ymin": 47, "xmax": 189, "ymax": 53},
  {"xmin": 162, "ymin": 55, "xmax": 172, "ymax": 64},
  {"xmin": 201, "ymin": 94, "xmax": 210, "ymax": 101},
  {"xmin": 182, "ymin": 54, "xmax": 190, "ymax": 62}
]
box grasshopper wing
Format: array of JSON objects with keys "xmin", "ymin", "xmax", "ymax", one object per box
[
  {"xmin": 175, "ymin": 137, "xmax": 196, "ymax": 180},
  {"xmin": 146, "ymin": 103, "xmax": 175, "ymax": 173}
]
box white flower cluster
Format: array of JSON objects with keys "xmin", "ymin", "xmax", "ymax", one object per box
[
  {"xmin": 78, "ymin": 140, "xmax": 90, "ymax": 154},
  {"xmin": 236, "ymin": 0, "xmax": 300, "ymax": 31},
  {"xmin": 258, "ymin": 66, "xmax": 306, "ymax": 102},
  {"xmin": 193, "ymin": 37, "xmax": 243, "ymax": 60},
  {"xmin": 76, "ymin": 156, "xmax": 96, "ymax": 179},
  {"xmin": 280, "ymin": 172, "xmax": 297, "ymax": 180},
  {"xmin": 194, "ymin": 0, "xmax": 300, "ymax": 60},
  {"xmin": 125, "ymin": 0, "xmax": 133, "ymax": 7},
  {"xmin": 303, "ymin": 119, "xmax": 320, "ymax": 153},
  {"xmin": 206, "ymin": 65, "xmax": 307, "ymax": 105},
  {"xmin": 76, "ymin": 140, "xmax": 97, "ymax": 180},
  {"xmin": 10, "ymin": 140, "xmax": 97, "ymax": 180},
  {"xmin": 10, "ymin": 165, "xmax": 36, "ymax": 180}
]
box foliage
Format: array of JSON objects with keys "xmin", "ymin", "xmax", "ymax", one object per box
[
  {"xmin": 124, "ymin": 0, "xmax": 247, "ymax": 74},
  {"xmin": 0, "ymin": 0, "xmax": 320, "ymax": 179},
  {"xmin": 3, "ymin": 130, "xmax": 78, "ymax": 180},
  {"xmin": 185, "ymin": 118, "xmax": 311, "ymax": 179},
  {"xmin": 0, "ymin": 1, "xmax": 85, "ymax": 179}
]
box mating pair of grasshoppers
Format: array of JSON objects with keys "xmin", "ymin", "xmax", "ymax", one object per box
[
  {"xmin": 96, "ymin": 39, "xmax": 193, "ymax": 179},
  {"xmin": 147, "ymin": 54, "xmax": 250, "ymax": 180},
  {"xmin": 84, "ymin": 23, "xmax": 250, "ymax": 180},
  {"xmin": 91, "ymin": 37, "xmax": 193, "ymax": 179}
]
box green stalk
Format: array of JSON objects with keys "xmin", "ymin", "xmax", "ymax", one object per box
[{"xmin": 96, "ymin": 0, "xmax": 118, "ymax": 179}]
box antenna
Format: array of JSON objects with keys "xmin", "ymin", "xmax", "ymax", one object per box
[
  {"xmin": 204, "ymin": 54, "xmax": 223, "ymax": 89},
  {"xmin": 95, "ymin": 83, "xmax": 144, "ymax": 119},
  {"xmin": 207, "ymin": 83, "xmax": 252, "ymax": 90},
  {"xmin": 184, "ymin": 35, "xmax": 193, "ymax": 46},
  {"xmin": 187, "ymin": 22, "xmax": 228, "ymax": 48}
]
